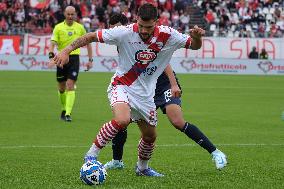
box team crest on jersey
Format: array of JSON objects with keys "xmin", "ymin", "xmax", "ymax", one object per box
[
  {"xmin": 135, "ymin": 49, "xmax": 157, "ymax": 64},
  {"xmin": 72, "ymin": 71, "xmax": 77, "ymax": 76}
]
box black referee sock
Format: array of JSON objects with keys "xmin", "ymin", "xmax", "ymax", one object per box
[
  {"xmin": 181, "ymin": 122, "xmax": 216, "ymax": 154},
  {"xmin": 112, "ymin": 129, "xmax": 127, "ymax": 160}
]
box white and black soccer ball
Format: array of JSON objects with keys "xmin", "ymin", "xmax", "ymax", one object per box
[{"xmin": 80, "ymin": 160, "xmax": 107, "ymax": 186}]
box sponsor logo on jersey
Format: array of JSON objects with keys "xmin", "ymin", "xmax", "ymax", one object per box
[{"xmin": 135, "ymin": 49, "xmax": 157, "ymax": 64}]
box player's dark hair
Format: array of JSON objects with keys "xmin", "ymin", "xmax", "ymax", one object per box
[
  {"xmin": 109, "ymin": 13, "xmax": 128, "ymax": 26},
  {"xmin": 137, "ymin": 3, "xmax": 158, "ymax": 21}
]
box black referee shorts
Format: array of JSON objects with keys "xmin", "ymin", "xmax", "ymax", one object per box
[{"xmin": 56, "ymin": 55, "xmax": 80, "ymax": 82}]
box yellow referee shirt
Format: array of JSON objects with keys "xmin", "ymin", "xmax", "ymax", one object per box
[{"xmin": 51, "ymin": 21, "xmax": 86, "ymax": 55}]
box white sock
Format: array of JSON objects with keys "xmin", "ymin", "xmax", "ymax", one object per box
[
  {"xmin": 137, "ymin": 158, "xmax": 148, "ymax": 171},
  {"xmin": 211, "ymin": 148, "xmax": 220, "ymax": 155},
  {"xmin": 86, "ymin": 143, "xmax": 101, "ymax": 157}
]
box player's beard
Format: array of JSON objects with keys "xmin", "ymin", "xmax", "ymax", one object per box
[{"xmin": 139, "ymin": 33, "xmax": 151, "ymax": 42}]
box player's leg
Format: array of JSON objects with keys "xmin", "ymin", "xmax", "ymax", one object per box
[
  {"xmin": 56, "ymin": 66, "xmax": 67, "ymax": 120},
  {"xmin": 165, "ymin": 103, "xmax": 227, "ymax": 169},
  {"xmin": 84, "ymin": 86, "xmax": 131, "ymax": 162},
  {"xmin": 165, "ymin": 104, "xmax": 216, "ymax": 152},
  {"xmin": 64, "ymin": 55, "xmax": 80, "ymax": 121},
  {"xmin": 104, "ymin": 104, "xmax": 129, "ymax": 169},
  {"xmin": 65, "ymin": 79, "xmax": 76, "ymax": 121},
  {"xmin": 135, "ymin": 120, "xmax": 164, "ymax": 177},
  {"xmin": 104, "ymin": 129, "xmax": 127, "ymax": 169},
  {"xmin": 85, "ymin": 103, "xmax": 130, "ymax": 162}
]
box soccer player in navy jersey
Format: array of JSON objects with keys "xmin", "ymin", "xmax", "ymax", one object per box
[{"xmin": 104, "ymin": 13, "xmax": 227, "ymax": 171}]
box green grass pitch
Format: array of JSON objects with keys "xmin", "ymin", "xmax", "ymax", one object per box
[{"xmin": 0, "ymin": 71, "xmax": 283, "ymax": 189}]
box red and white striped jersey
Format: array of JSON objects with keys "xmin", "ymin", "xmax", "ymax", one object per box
[{"xmin": 97, "ymin": 23, "xmax": 191, "ymax": 101}]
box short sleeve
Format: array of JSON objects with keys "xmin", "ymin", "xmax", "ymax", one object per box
[
  {"xmin": 97, "ymin": 25, "xmax": 127, "ymax": 45},
  {"xmin": 168, "ymin": 28, "xmax": 192, "ymax": 50},
  {"xmin": 81, "ymin": 25, "xmax": 86, "ymax": 36},
  {"xmin": 51, "ymin": 25, "xmax": 59, "ymax": 43}
]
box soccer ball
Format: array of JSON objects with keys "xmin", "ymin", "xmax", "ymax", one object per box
[{"xmin": 80, "ymin": 160, "xmax": 107, "ymax": 186}]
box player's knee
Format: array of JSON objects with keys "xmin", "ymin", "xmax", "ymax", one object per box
[
  {"xmin": 58, "ymin": 83, "xmax": 66, "ymax": 92},
  {"xmin": 142, "ymin": 134, "xmax": 157, "ymax": 143},
  {"xmin": 170, "ymin": 118, "xmax": 185, "ymax": 130},
  {"xmin": 66, "ymin": 80, "xmax": 75, "ymax": 90},
  {"xmin": 115, "ymin": 118, "xmax": 130, "ymax": 128}
]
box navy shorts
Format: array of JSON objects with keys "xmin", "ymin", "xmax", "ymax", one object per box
[
  {"xmin": 56, "ymin": 55, "xmax": 80, "ymax": 82},
  {"xmin": 154, "ymin": 89, "xmax": 182, "ymax": 114}
]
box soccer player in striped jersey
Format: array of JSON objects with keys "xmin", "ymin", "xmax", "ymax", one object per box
[
  {"xmin": 104, "ymin": 13, "xmax": 227, "ymax": 171},
  {"xmin": 50, "ymin": 4, "xmax": 223, "ymax": 176}
]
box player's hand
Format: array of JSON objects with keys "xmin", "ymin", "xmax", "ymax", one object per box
[
  {"xmin": 189, "ymin": 25, "xmax": 205, "ymax": 39},
  {"xmin": 85, "ymin": 61, "xmax": 93, "ymax": 71},
  {"xmin": 48, "ymin": 59, "xmax": 56, "ymax": 69},
  {"xmin": 53, "ymin": 51, "xmax": 70, "ymax": 68},
  {"xmin": 48, "ymin": 52, "xmax": 56, "ymax": 68},
  {"xmin": 171, "ymin": 85, "xmax": 182, "ymax": 98}
]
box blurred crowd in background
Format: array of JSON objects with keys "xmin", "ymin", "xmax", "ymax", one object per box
[{"xmin": 0, "ymin": 0, "xmax": 283, "ymax": 37}]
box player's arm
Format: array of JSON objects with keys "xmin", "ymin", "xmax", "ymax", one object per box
[
  {"xmin": 48, "ymin": 41, "xmax": 57, "ymax": 59},
  {"xmin": 49, "ymin": 25, "xmax": 59, "ymax": 59},
  {"xmin": 85, "ymin": 43, "xmax": 93, "ymax": 71},
  {"xmin": 48, "ymin": 41, "xmax": 58, "ymax": 68},
  {"xmin": 52, "ymin": 32, "xmax": 98, "ymax": 67},
  {"xmin": 164, "ymin": 64, "xmax": 181, "ymax": 98},
  {"xmin": 189, "ymin": 25, "xmax": 204, "ymax": 50},
  {"xmin": 66, "ymin": 32, "xmax": 98, "ymax": 54}
]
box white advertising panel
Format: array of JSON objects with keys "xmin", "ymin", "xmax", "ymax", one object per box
[
  {"xmin": 23, "ymin": 34, "xmax": 284, "ymax": 59},
  {"xmin": 1, "ymin": 55, "xmax": 283, "ymax": 75}
]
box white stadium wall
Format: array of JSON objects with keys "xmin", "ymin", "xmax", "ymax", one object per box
[
  {"xmin": 20, "ymin": 34, "xmax": 284, "ymax": 59},
  {"xmin": 0, "ymin": 34, "xmax": 283, "ymax": 75},
  {"xmin": 0, "ymin": 55, "xmax": 283, "ymax": 75},
  {"xmin": 0, "ymin": 34, "xmax": 284, "ymax": 59}
]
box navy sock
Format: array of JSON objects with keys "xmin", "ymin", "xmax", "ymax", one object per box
[
  {"xmin": 112, "ymin": 129, "xmax": 127, "ymax": 160},
  {"xmin": 181, "ymin": 122, "xmax": 216, "ymax": 154}
]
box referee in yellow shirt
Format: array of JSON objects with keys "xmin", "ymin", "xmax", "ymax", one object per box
[{"xmin": 48, "ymin": 6, "xmax": 93, "ymax": 122}]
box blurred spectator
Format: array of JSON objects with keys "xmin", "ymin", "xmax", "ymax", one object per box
[
  {"xmin": 179, "ymin": 10, "xmax": 190, "ymax": 32},
  {"xmin": 205, "ymin": 9, "xmax": 215, "ymax": 24},
  {"xmin": 257, "ymin": 22, "xmax": 266, "ymax": 37},
  {"xmin": 0, "ymin": 0, "xmax": 283, "ymax": 38},
  {"xmin": 0, "ymin": 17, "xmax": 8, "ymax": 33},
  {"xmin": 259, "ymin": 48, "xmax": 269, "ymax": 59},
  {"xmin": 82, "ymin": 16, "xmax": 91, "ymax": 32},
  {"xmin": 248, "ymin": 46, "xmax": 259, "ymax": 59},
  {"xmin": 171, "ymin": 10, "xmax": 180, "ymax": 29}
]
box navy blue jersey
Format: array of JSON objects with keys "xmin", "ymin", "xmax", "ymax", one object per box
[{"xmin": 155, "ymin": 71, "xmax": 182, "ymax": 96}]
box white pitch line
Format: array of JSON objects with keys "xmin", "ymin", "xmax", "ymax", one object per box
[{"xmin": 0, "ymin": 143, "xmax": 284, "ymax": 149}]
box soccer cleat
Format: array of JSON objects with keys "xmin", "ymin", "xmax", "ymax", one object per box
[
  {"xmin": 84, "ymin": 155, "xmax": 97, "ymax": 163},
  {"xmin": 135, "ymin": 166, "xmax": 164, "ymax": 177},
  {"xmin": 104, "ymin": 159, "xmax": 124, "ymax": 170},
  {"xmin": 65, "ymin": 115, "xmax": 72, "ymax": 122},
  {"xmin": 60, "ymin": 110, "xmax": 66, "ymax": 120},
  {"xmin": 212, "ymin": 149, "xmax": 227, "ymax": 170}
]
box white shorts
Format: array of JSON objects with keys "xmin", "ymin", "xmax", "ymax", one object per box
[{"xmin": 107, "ymin": 85, "xmax": 157, "ymax": 126}]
